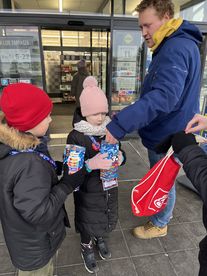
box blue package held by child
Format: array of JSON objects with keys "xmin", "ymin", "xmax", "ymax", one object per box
[{"xmin": 100, "ymin": 140, "xmax": 119, "ymax": 190}]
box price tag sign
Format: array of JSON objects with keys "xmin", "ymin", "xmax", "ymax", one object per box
[{"xmin": 0, "ymin": 49, "xmax": 31, "ymax": 63}]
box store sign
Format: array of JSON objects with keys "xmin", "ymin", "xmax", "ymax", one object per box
[
  {"xmin": 124, "ymin": 34, "xmax": 133, "ymax": 44},
  {"xmin": 0, "ymin": 37, "xmax": 32, "ymax": 63},
  {"xmin": 117, "ymin": 46, "xmax": 137, "ymax": 60},
  {"xmin": 0, "ymin": 49, "xmax": 31, "ymax": 63}
]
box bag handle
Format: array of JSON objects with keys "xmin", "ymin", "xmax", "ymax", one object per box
[{"xmin": 137, "ymin": 147, "xmax": 174, "ymax": 186}]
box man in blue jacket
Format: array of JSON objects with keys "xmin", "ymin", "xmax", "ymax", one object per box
[{"xmin": 106, "ymin": 0, "xmax": 203, "ymax": 239}]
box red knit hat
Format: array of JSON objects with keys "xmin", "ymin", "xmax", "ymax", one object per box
[
  {"xmin": 80, "ymin": 76, "xmax": 108, "ymax": 117},
  {"xmin": 0, "ymin": 83, "xmax": 53, "ymax": 131}
]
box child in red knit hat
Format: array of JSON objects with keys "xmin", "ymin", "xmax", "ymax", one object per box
[
  {"xmin": 62, "ymin": 76, "xmax": 126, "ymax": 273},
  {"xmin": 0, "ymin": 83, "xmax": 80, "ymax": 276}
]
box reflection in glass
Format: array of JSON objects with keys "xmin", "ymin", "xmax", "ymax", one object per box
[
  {"xmin": 0, "ymin": 26, "xmax": 43, "ymax": 96},
  {"xmin": 44, "ymin": 51, "xmax": 61, "ymax": 96},
  {"xmin": 181, "ymin": 1, "xmax": 207, "ymax": 22},
  {"xmin": 111, "ymin": 29, "xmax": 143, "ymax": 113},
  {"xmin": 125, "ymin": 0, "xmax": 138, "ymax": 16}
]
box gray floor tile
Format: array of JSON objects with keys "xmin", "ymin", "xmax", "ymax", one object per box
[
  {"xmin": 132, "ymin": 254, "xmax": 176, "ymax": 276},
  {"xmin": 0, "ymin": 245, "xmax": 15, "ymax": 274},
  {"xmin": 173, "ymin": 191, "xmax": 202, "ymax": 223},
  {"xmin": 127, "ymin": 139, "xmax": 149, "ymax": 166},
  {"xmin": 183, "ymin": 222, "xmax": 206, "ymax": 247},
  {"xmin": 168, "ymin": 249, "xmax": 199, "ymax": 276},
  {"xmin": 103, "ymin": 230, "xmax": 130, "ymax": 259},
  {"xmin": 0, "ymin": 224, "xmax": 5, "ymax": 244},
  {"xmin": 118, "ymin": 205, "xmax": 148, "ymax": 229},
  {"xmin": 57, "ymin": 258, "xmax": 138, "ymax": 276},
  {"xmin": 57, "ymin": 263, "xmax": 93, "ymax": 276},
  {"xmin": 50, "ymin": 115, "xmax": 73, "ymax": 134},
  {"xmin": 159, "ymin": 224, "xmax": 196, "ymax": 252},
  {"xmin": 95, "ymin": 258, "xmax": 138, "ymax": 276},
  {"xmin": 49, "ymin": 145, "xmax": 65, "ymax": 161},
  {"xmin": 57, "ymin": 230, "xmax": 129, "ymax": 268},
  {"xmin": 64, "ymin": 194, "xmax": 75, "ymax": 216},
  {"xmin": 57, "ymin": 234, "xmax": 82, "ymax": 266},
  {"xmin": 123, "ymin": 229, "xmax": 164, "ymax": 256},
  {"xmin": 118, "ymin": 191, "xmax": 132, "ymax": 211},
  {"xmin": 119, "ymin": 142, "xmax": 149, "ymax": 181},
  {"xmin": 118, "ymin": 180, "xmax": 137, "ymax": 193}
]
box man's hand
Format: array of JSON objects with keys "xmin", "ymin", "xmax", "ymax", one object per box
[
  {"xmin": 185, "ymin": 114, "xmax": 207, "ymax": 133},
  {"xmin": 105, "ymin": 129, "xmax": 118, "ymax": 144}
]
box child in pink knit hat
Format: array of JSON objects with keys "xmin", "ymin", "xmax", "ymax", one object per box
[{"xmin": 62, "ymin": 76, "xmax": 125, "ymax": 273}]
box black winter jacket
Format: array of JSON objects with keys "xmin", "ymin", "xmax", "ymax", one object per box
[
  {"xmin": 178, "ymin": 145, "xmax": 207, "ymax": 229},
  {"xmin": 64, "ymin": 109, "xmax": 124, "ymax": 237},
  {"xmin": 0, "ymin": 124, "xmax": 69, "ymax": 271}
]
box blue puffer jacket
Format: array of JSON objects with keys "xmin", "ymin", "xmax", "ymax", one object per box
[{"xmin": 107, "ymin": 20, "xmax": 203, "ymax": 150}]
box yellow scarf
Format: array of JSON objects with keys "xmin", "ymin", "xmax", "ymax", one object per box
[{"xmin": 151, "ymin": 17, "xmax": 183, "ymax": 52}]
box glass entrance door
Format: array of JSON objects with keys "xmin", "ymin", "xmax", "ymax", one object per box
[{"xmin": 41, "ymin": 29, "xmax": 110, "ymax": 103}]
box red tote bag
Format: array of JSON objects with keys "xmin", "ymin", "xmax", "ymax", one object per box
[{"xmin": 131, "ymin": 149, "xmax": 181, "ymax": 217}]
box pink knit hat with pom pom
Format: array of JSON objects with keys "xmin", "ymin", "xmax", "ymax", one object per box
[{"xmin": 80, "ymin": 76, "xmax": 108, "ymax": 117}]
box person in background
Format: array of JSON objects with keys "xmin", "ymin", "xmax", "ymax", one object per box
[
  {"xmin": 0, "ymin": 83, "xmax": 79, "ymax": 276},
  {"xmin": 63, "ymin": 76, "xmax": 125, "ymax": 274},
  {"xmin": 71, "ymin": 59, "xmax": 89, "ymax": 106},
  {"xmin": 105, "ymin": 0, "xmax": 202, "ymax": 239}
]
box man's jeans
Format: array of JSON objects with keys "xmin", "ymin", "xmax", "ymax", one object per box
[{"xmin": 147, "ymin": 149, "xmax": 176, "ymax": 227}]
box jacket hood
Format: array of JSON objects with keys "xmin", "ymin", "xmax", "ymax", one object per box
[
  {"xmin": 0, "ymin": 124, "xmax": 40, "ymax": 159},
  {"xmin": 72, "ymin": 107, "xmax": 85, "ymax": 126},
  {"xmin": 169, "ymin": 20, "xmax": 202, "ymax": 45}
]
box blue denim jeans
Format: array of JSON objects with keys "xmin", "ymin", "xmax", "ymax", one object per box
[{"xmin": 147, "ymin": 149, "xmax": 176, "ymax": 227}]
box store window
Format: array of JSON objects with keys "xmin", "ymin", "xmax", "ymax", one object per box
[
  {"xmin": 102, "ymin": 1, "xmax": 111, "ymax": 15},
  {"xmin": 114, "ymin": 0, "xmax": 124, "ymax": 15},
  {"xmin": 62, "ymin": 31, "xmax": 90, "ymax": 47},
  {"xmin": 92, "ymin": 31, "xmax": 108, "ymax": 48},
  {"xmin": 181, "ymin": 1, "xmax": 207, "ymax": 21},
  {"xmin": 92, "ymin": 31, "xmax": 109, "ymax": 92},
  {"xmin": 111, "ymin": 29, "xmax": 143, "ymax": 114},
  {"xmin": 0, "ymin": 26, "xmax": 43, "ymax": 95},
  {"xmin": 126, "ymin": 0, "xmax": 137, "ymax": 16},
  {"xmin": 41, "ymin": 30, "xmax": 61, "ymax": 46}
]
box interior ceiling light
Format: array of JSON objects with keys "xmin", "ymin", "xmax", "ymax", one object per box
[
  {"xmin": 132, "ymin": 10, "xmax": 138, "ymax": 16},
  {"xmin": 59, "ymin": 0, "xmax": 63, "ymax": 12}
]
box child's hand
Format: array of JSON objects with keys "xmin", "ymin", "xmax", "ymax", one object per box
[
  {"xmin": 118, "ymin": 151, "xmax": 124, "ymax": 166},
  {"xmin": 86, "ymin": 153, "xmax": 112, "ymax": 170}
]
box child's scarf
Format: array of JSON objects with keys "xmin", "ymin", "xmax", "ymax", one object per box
[{"xmin": 74, "ymin": 116, "xmax": 111, "ymax": 136}]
